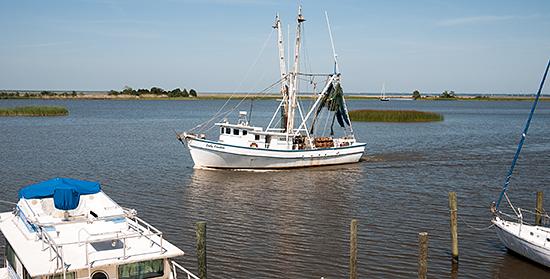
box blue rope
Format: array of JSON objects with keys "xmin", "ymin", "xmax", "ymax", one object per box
[{"xmin": 496, "ymin": 59, "xmax": 550, "ymax": 210}]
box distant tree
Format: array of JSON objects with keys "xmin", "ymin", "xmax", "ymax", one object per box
[
  {"xmin": 108, "ymin": 90, "xmax": 120, "ymax": 96},
  {"xmin": 71, "ymin": 91, "xmax": 77, "ymax": 97},
  {"xmin": 150, "ymin": 87, "xmax": 165, "ymax": 95},
  {"xmin": 122, "ymin": 86, "xmax": 135, "ymax": 95},
  {"xmin": 169, "ymin": 88, "xmax": 182, "ymax": 97},
  {"xmin": 137, "ymin": 88, "xmax": 150, "ymax": 95},
  {"xmin": 440, "ymin": 90, "xmax": 456, "ymax": 98},
  {"xmin": 189, "ymin": 89, "xmax": 197, "ymax": 97},
  {"xmin": 182, "ymin": 88, "xmax": 189, "ymax": 97},
  {"xmin": 412, "ymin": 90, "xmax": 421, "ymax": 100}
]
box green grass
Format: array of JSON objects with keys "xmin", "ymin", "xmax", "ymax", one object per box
[
  {"xmin": 0, "ymin": 106, "xmax": 69, "ymax": 116},
  {"xmin": 349, "ymin": 109, "xmax": 443, "ymax": 122}
]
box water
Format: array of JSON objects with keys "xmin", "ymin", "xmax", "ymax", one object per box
[{"xmin": 1, "ymin": 99, "xmax": 550, "ymax": 278}]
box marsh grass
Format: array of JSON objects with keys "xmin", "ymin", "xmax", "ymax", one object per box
[
  {"xmin": 349, "ymin": 109, "xmax": 443, "ymax": 122},
  {"xmin": 0, "ymin": 106, "xmax": 69, "ymax": 116}
]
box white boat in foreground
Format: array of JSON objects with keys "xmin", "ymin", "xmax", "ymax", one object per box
[
  {"xmin": 0, "ymin": 177, "xmax": 198, "ymax": 279},
  {"xmin": 491, "ymin": 59, "xmax": 550, "ymax": 267},
  {"xmin": 178, "ymin": 7, "xmax": 366, "ymax": 169},
  {"xmin": 492, "ymin": 216, "xmax": 550, "ymax": 267}
]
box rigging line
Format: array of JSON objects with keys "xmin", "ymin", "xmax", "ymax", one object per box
[
  {"xmin": 295, "ymin": 95, "xmax": 308, "ymax": 137},
  {"xmin": 496, "ymin": 59, "xmax": 550, "ymax": 210},
  {"xmin": 202, "ymin": 77, "xmax": 284, "ymax": 133},
  {"xmin": 301, "ymin": 23, "xmax": 313, "ymax": 82},
  {"xmin": 297, "ymin": 72, "xmax": 333, "ymax": 77},
  {"xmin": 189, "ymin": 28, "xmax": 276, "ymax": 133},
  {"xmin": 504, "ymin": 192, "xmax": 520, "ymax": 218},
  {"xmin": 322, "ymin": 106, "xmax": 331, "ymax": 137},
  {"xmin": 0, "ymin": 200, "xmax": 17, "ymax": 205},
  {"xmin": 457, "ymin": 215, "xmax": 495, "ymax": 231}
]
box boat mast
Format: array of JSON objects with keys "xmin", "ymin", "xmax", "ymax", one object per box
[
  {"xmin": 273, "ymin": 14, "xmax": 289, "ymax": 131},
  {"xmin": 287, "ymin": 6, "xmax": 305, "ymax": 136},
  {"xmin": 495, "ymin": 59, "xmax": 550, "ymax": 210}
]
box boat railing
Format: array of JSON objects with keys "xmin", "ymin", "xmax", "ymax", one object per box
[
  {"xmin": 498, "ymin": 207, "xmax": 550, "ymax": 227},
  {"xmin": 38, "ymin": 226, "xmax": 67, "ymax": 272},
  {"xmin": 171, "ymin": 261, "xmax": 200, "ymax": 279},
  {"xmin": 34, "ymin": 209, "xmax": 165, "ymax": 268},
  {"xmin": 79, "ymin": 215, "xmax": 165, "ymax": 266}
]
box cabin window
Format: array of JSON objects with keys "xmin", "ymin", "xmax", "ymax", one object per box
[
  {"xmin": 118, "ymin": 259, "xmax": 164, "ymax": 279},
  {"xmin": 220, "ymin": 127, "xmax": 224, "ymax": 134},
  {"xmin": 255, "ymin": 134, "xmax": 260, "ymax": 141},
  {"xmin": 233, "ymin": 129, "xmax": 239, "ymax": 135},
  {"xmin": 50, "ymin": 272, "xmax": 76, "ymax": 279},
  {"xmin": 5, "ymin": 242, "xmax": 32, "ymax": 279},
  {"xmin": 225, "ymin": 128, "xmax": 231, "ymax": 134},
  {"xmin": 5, "ymin": 242, "xmax": 16, "ymax": 270},
  {"xmin": 23, "ymin": 268, "xmax": 31, "ymax": 279},
  {"xmin": 243, "ymin": 130, "xmax": 248, "ymax": 136}
]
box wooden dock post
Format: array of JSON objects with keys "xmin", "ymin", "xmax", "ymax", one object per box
[
  {"xmin": 349, "ymin": 219, "xmax": 357, "ymax": 279},
  {"xmin": 418, "ymin": 232, "xmax": 428, "ymax": 279},
  {"xmin": 451, "ymin": 261, "xmax": 459, "ymax": 279},
  {"xmin": 196, "ymin": 221, "xmax": 207, "ymax": 279},
  {"xmin": 448, "ymin": 192, "xmax": 459, "ymax": 263},
  {"xmin": 536, "ymin": 191, "xmax": 544, "ymax": 226}
]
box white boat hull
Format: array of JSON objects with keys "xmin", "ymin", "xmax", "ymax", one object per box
[
  {"xmin": 183, "ymin": 137, "xmax": 366, "ymax": 169},
  {"xmin": 493, "ymin": 216, "xmax": 550, "ymax": 267}
]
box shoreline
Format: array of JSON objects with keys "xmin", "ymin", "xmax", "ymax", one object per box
[{"xmin": 0, "ymin": 93, "xmax": 547, "ymax": 101}]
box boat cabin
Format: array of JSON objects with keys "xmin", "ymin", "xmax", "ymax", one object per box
[
  {"xmin": 0, "ymin": 178, "xmax": 197, "ymax": 279},
  {"xmin": 214, "ymin": 111, "xmax": 356, "ymax": 150}
]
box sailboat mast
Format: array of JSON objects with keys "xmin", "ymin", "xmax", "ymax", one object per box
[
  {"xmin": 495, "ymin": 59, "xmax": 550, "ymax": 210},
  {"xmin": 287, "ymin": 6, "xmax": 305, "ymax": 135},
  {"xmin": 273, "ymin": 14, "xmax": 289, "ymax": 131}
]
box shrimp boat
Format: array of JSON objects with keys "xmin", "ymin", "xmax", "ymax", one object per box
[
  {"xmin": 177, "ymin": 7, "xmax": 366, "ymax": 169},
  {"xmin": 0, "ymin": 178, "xmax": 198, "ymax": 279},
  {"xmin": 491, "ymin": 59, "xmax": 550, "ymax": 267}
]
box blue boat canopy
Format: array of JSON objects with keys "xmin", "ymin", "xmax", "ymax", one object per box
[{"xmin": 18, "ymin": 178, "xmax": 101, "ymax": 210}]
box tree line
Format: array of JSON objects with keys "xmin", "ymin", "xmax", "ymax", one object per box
[
  {"xmin": 108, "ymin": 86, "xmax": 197, "ymax": 97},
  {"xmin": 411, "ymin": 90, "xmax": 457, "ymax": 100},
  {"xmin": 0, "ymin": 91, "xmax": 81, "ymax": 99}
]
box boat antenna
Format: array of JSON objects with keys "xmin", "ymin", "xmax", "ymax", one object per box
[
  {"xmin": 325, "ymin": 11, "xmax": 339, "ymax": 74},
  {"xmin": 495, "ymin": 58, "xmax": 550, "ymax": 210}
]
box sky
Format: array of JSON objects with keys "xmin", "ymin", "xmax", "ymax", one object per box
[{"xmin": 0, "ymin": 0, "xmax": 549, "ymax": 94}]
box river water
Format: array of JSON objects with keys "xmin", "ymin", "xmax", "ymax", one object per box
[{"xmin": 1, "ymin": 99, "xmax": 549, "ymax": 278}]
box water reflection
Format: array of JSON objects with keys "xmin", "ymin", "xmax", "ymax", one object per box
[
  {"xmin": 491, "ymin": 249, "xmax": 550, "ymax": 278},
  {"xmin": 181, "ymin": 165, "xmax": 366, "ymax": 278}
]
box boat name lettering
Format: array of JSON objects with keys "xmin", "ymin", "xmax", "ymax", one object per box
[{"xmin": 206, "ymin": 143, "xmax": 225, "ymax": 149}]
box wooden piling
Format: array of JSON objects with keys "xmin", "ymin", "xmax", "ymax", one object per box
[
  {"xmin": 536, "ymin": 191, "xmax": 544, "ymax": 226},
  {"xmin": 448, "ymin": 192, "xmax": 459, "ymax": 263},
  {"xmin": 451, "ymin": 261, "xmax": 459, "ymax": 279},
  {"xmin": 196, "ymin": 221, "xmax": 207, "ymax": 279},
  {"xmin": 418, "ymin": 232, "xmax": 428, "ymax": 279},
  {"xmin": 349, "ymin": 219, "xmax": 358, "ymax": 279}
]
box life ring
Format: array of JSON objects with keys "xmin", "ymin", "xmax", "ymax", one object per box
[{"xmin": 250, "ymin": 142, "xmax": 258, "ymax": 148}]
